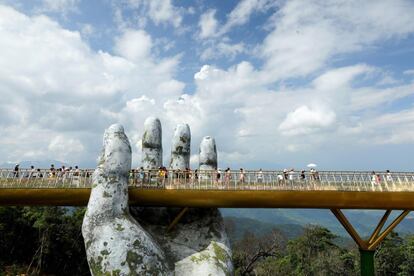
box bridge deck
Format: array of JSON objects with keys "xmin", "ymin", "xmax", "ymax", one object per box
[{"xmin": 1, "ymin": 169, "xmax": 414, "ymax": 209}]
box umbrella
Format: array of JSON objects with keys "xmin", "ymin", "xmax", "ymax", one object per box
[{"xmin": 307, "ymin": 163, "xmax": 317, "ymax": 168}]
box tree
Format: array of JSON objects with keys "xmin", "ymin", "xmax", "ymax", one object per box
[
  {"xmin": 285, "ymin": 225, "xmax": 357, "ymax": 276},
  {"xmin": 375, "ymin": 231, "xmax": 405, "ymax": 276},
  {"xmin": 233, "ymin": 229, "xmax": 286, "ymax": 275},
  {"xmin": 0, "ymin": 206, "xmax": 90, "ymax": 275},
  {"xmin": 399, "ymin": 235, "xmax": 414, "ymax": 276}
]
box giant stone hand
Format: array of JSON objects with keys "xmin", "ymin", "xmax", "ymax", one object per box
[
  {"xmin": 83, "ymin": 120, "xmax": 233, "ymax": 275},
  {"xmin": 82, "ymin": 124, "xmax": 168, "ymax": 275}
]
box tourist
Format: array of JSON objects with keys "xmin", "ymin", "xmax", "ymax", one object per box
[
  {"xmin": 224, "ymin": 168, "xmax": 231, "ymax": 187},
  {"xmin": 14, "ymin": 164, "xmax": 19, "ymax": 178},
  {"xmin": 30, "ymin": 165, "xmax": 36, "ymax": 178},
  {"xmin": 376, "ymin": 173, "xmax": 381, "ymax": 185},
  {"xmin": 277, "ymin": 173, "xmax": 284, "ymax": 186},
  {"xmin": 138, "ymin": 167, "xmax": 145, "ymax": 185},
  {"xmin": 130, "ymin": 169, "xmax": 136, "ymax": 185},
  {"xmin": 49, "ymin": 164, "xmax": 55, "ymax": 178},
  {"xmin": 283, "ymin": 169, "xmax": 288, "ymax": 180},
  {"xmin": 36, "ymin": 168, "xmax": 43, "ymax": 178},
  {"xmin": 371, "ymin": 171, "xmax": 377, "ymax": 186},
  {"xmin": 288, "ymin": 169, "xmax": 295, "ymax": 186},
  {"xmin": 300, "ymin": 170, "xmax": 306, "ymax": 180},
  {"xmin": 257, "ymin": 169, "xmax": 263, "ymax": 183},
  {"xmin": 386, "ymin": 170, "xmax": 393, "ymax": 183},
  {"xmin": 158, "ymin": 167, "xmax": 165, "ymax": 187},
  {"xmin": 185, "ymin": 167, "xmax": 191, "ymax": 185},
  {"xmin": 239, "ymin": 168, "xmax": 245, "ymax": 184},
  {"xmin": 194, "ymin": 169, "xmax": 199, "ymax": 181},
  {"xmin": 216, "ymin": 168, "xmax": 222, "ymax": 184}
]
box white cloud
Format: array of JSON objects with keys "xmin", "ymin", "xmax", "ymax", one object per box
[
  {"xmin": 404, "ymin": 69, "xmax": 414, "ymax": 76},
  {"xmin": 148, "ymin": 0, "xmax": 182, "ymax": 27},
  {"xmin": 126, "ymin": 0, "xmax": 182, "ymax": 28},
  {"xmin": 312, "ymin": 64, "xmax": 372, "ymax": 91},
  {"xmin": 2, "ymin": 1, "xmax": 414, "ymax": 171},
  {"xmin": 222, "ymin": 0, "xmax": 274, "ymax": 34},
  {"xmin": 48, "ymin": 135, "xmax": 84, "ymax": 156},
  {"xmin": 260, "ymin": 0, "xmax": 414, "ymax": 80},
  {"xmin": 0, "ymin": 4, "xmax": 185, "ymax": 166},
  {"xmin": 200, "ymin": 41, "xmax": 245, "ymax": 61},
  {"xmin": 114, "ymin": 29, "xmax": 152, "ymax": 61},
  {"xmin": 80, "ymin": 24, "xmax": 94, "ymax": 38},
  {"xmin": 198, "ymin": 9, "xmax": 218, "ymax": 39},
  {"xmin": 38, "ymin": 0, "xmax": 79, "ymax": 14},
  {"xmin": 279, "ymin": 106, "xmax": 336, "ymax": 136}
]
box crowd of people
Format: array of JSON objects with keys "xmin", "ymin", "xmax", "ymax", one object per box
[
  {"xmin": 126, "ymin": 167, "xmax": 324, "ymax": 187},
  {"xmin": 12, "ymin": 164, "xmax": 86, "ymax": 179},
  {"xmin": 9, "ymin": 164, "xmax": 397, "ymax": 188}
]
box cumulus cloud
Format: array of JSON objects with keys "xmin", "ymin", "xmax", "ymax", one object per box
[
  {"xmin": 114, "ymin": 29, "xmax": 152, "ymax": 61},
  {"xmin": 2, "ymin": 1, "xmax": 414, "ymax": 170},
  {"xmin": 279, "ymin": 106, "xmax": 336, "ymax": 136},
  {"xmin": 0, "ymin": 4, "xmax": 184, "ymax": 166}
]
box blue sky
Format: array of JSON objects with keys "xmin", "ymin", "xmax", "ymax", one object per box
[{"xmin": 1, "ymin": 0, "xmax": 414, "ymax": 170}]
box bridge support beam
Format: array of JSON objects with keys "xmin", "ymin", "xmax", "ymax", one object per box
[
  {"xmin": 359, "ymin": 249, "xmax": 375, "ymax": 276},
  {"xmin": 331, "ymin": 209, "xmax": 410, "ymax": 276},
  {"xmin": 166, "ymin": 207, "xmax": 189, "ymax": 232}
]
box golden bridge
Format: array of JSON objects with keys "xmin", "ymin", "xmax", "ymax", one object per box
[
  {"xmin": 1, "ymin": 168, "xmax": 413, "ymax": 275},
  {"xmin": 1, "ymin": 169, "xmax": 413, "ymax": 209}
]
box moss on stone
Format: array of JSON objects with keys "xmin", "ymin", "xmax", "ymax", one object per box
[
  {"xmin": 89, "ymin": 256, "xmax": 103, "ymax": 275},
  {"xmin": 100, "ymin": 249, "xmax": 110, "ymax": 256},
  {"xmin": 103, "ymin": 191, "xmax": 112, "ymax": 198},
  {"xmin": 212, "ymin": 242, "xmax": 228, "ymax": 263},
  {"xmin": 190, "ymin": 252, "xmax": 211, "ymax": 264},
  {"xmin": 126, "ymin": 250, "xmax": 143, "ymax": 273},
  {"xmin": 115, "ymin": 223, "xmax": 125, "ymax": 231},
  {"xmin": 86, "ymin": 240, "xmax": 93, "ymax": 250},
  {"xmin": 212, "ymin": 242, "xmax": 231, "ymax": 276},
  {"xmin": 133, "ymin": 239, "xmax": 141, "ymax": 248}
]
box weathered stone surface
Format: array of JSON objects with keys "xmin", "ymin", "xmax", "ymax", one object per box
[
  {"xmin": 169, "ymin": 123, "xmax": 191, "ymax": 170},
  {"xmin": 199, "ymin": 136, "xmax": 218, "ymax": 170},
  {"xmin": 130, "ymin": 207, "xmax": 233, "ymax": 276},
  {"xmin": 82, "ymin": 124, "xmax": 169, "ymax": 275},
  {"xmin": 142, "ymin": 117, "xmax": 162, "ymax": 169}
]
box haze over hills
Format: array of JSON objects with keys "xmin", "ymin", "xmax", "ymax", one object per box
[{"xmin": 221, "ymin": 208, "xmax": 414, "ymax": 237}]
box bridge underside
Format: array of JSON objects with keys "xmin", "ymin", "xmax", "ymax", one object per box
[{"xmin": 1, "ymin": 188, "xmax": 413, "ymax": 209}]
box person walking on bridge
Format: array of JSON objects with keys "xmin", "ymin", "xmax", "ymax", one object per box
[
  {"xmin": 257, "ymin": 169, "xmax": 263, "ymax": 184},
  {"xmin": 30, "ymin": 165, "xmax": 36, "ymax": 178},
  {"xmin": 371, "ymin": 171, "xmax": 378, "ymax": 191},
  {"xmin": 239, "ymin": 168, "xmax": 245, "ymax": 185},
  {"xmin": 13, "ymin": 164, "xmax": 19, "ymax": 178},
  {"xmin": 224, "ymin": 168, "xmax": 231, "ymax": 188}
]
